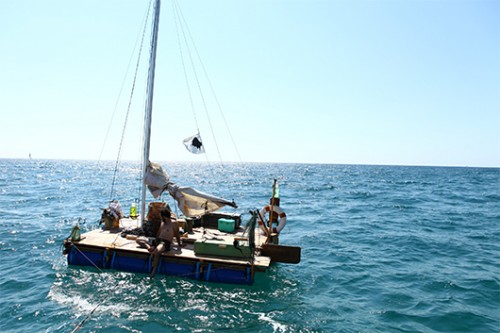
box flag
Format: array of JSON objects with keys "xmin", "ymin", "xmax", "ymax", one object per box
[{"xmin": 183, "ymin": 133, "xmax": 205, "ymax": 154}]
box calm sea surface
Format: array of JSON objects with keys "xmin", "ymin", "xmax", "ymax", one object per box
[{"xmin": 0, "ymin": 159, "xmax": 499, "ymax": 332}]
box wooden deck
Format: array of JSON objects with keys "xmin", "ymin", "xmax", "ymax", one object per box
[{"xmin": 72, "ymin": 217, "xmax": 271, "ymax": 269}]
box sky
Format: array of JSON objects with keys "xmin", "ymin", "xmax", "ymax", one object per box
[{"xmin": 0, "ymin": 0, "xmax": 499, "ymax": 167}]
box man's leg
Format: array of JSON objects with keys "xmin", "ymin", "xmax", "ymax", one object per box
[{"xmin": 150, "ymin": 242, "xmax": 166, "ymax": 278}]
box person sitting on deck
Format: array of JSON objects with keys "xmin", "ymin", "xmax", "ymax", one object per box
[
  {"xmin": 100, "ymin": 199, "xmax": 124, "ymax": 230},
  {"xmin": 109, "ymin": 199, "xmax": 124, "ymax": 220},
  {"xmin": 138, "ymin": 206, "xmax": 183, "ymax": 278}
]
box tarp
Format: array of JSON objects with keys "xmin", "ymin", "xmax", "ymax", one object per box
[{"xmin": 145, "ymin": 162, "xmax": 237, "ymax": 217}]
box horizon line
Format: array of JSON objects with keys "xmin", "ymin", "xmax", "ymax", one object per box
[{"xmin": 1, "ymin": 157, "xmax": 498, "ymax": 169}]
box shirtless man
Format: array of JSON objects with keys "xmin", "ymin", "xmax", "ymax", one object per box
[{"xmin": 148, "ymin": 206, "xmax": 182, "ymax": 278}]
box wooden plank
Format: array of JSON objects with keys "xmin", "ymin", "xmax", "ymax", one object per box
[{"xmin": 261, "ymin": 244, "xmax": 301, "ymax": 264}]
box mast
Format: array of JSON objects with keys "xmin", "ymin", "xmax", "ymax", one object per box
[{"xmin": 140, "ymin": 0, "xmax": 161, "ymax": 225}]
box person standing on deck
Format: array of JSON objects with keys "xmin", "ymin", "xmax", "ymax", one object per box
[{"xmin": 149, "ymin": 206, "xmax": 183, "ymax": 278}]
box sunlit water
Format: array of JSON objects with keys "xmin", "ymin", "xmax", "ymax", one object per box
[{"xmin": 0, "ymin": 159, "xmax": 498, "ymax": 332}]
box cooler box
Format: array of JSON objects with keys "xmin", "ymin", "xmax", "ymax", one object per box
[
  {"xmin": 218, "ymin": 218, "xmax": 235, "ymax": 233},
  {"xmin": 201, "ymin": 213, "xmax": 241, "ymax": 229},
  {"xmin": 194, "ymin": 238, "xmax": 252, "ymax": 258}
]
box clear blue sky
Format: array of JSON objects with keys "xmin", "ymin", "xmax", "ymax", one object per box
[{"xmin": 1, "ymin": 0, "xmax": 499, "ymax": 167}]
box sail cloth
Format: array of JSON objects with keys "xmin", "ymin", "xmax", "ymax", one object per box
[
  {"xmin": 183, "ymin": 133, "xmax": 205, "ymax": 154},
  {"xmin": 144, "ymin": 162, "xmax": 170, "ymax": 198},
  {"xmin": 145, "ymin": 162, "xmax": 237, "ymax": 217}
]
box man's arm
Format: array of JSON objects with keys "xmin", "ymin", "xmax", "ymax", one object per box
[
  {"xmin": 174, "ymin": 222, "xmax": 182, "ymax": 247},
  {"xmin": 156, "ymin": 221, "xmax": 164, "ymax": 239}
]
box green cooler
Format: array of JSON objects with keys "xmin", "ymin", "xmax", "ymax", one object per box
[
  {"xmin": 194, "ymin": 238, "xmax": 251, "ymax": 258},
  {"xmin": 218, "ymin": 218, "xmax": 235, "ymax": 233}
]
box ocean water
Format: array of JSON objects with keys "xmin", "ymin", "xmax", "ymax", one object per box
[{"xmin": 0, "ymin": 159, "xmax": 499, "ymax": 333}]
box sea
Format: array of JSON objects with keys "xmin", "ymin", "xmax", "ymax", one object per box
[{"xmin": 0, "ymin": 159, "xmax": 499, "ymax": 333}]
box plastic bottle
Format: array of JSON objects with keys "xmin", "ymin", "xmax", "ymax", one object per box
[
  {"xmin": 274, "ymin": 182, "xmax": 280, "ymax": 199},
  {"xmin": 130, "ymin": 201, "xmax": 137, "ymax": 219},
  {"xmin": 70, "ymin": 221, "xmax": 81, "ymax": 242}
]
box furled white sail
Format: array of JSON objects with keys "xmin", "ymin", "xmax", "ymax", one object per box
[
  {"xmin": 145, "ymin": 162, "xmax": 237, "ymax": 217},
  {"xmin": 144, "ymin": 162, "xmax": 170, "ymax": 198}
]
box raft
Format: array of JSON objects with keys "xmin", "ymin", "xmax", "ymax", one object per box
[{"xmin": 63, "ymin": 213, "xmax": 272, "ymax": 285}]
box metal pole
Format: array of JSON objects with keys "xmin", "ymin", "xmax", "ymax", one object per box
[{"xmin": 140, "ymin": 0, "xmax": 161, "ymax": 225}]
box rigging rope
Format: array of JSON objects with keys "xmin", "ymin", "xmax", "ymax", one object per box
[
  {"xmin": 109, "ymin": 0, "xmax": 153, "ymax": 201},
  {"xmin": 172, "ymin": 0, "xmax": 200, "ymax": 134},
  {"xmin": 171, "ymin": 0, "xmax": 242, "ymax": 201},
  {"xmin": 69, "ymin": 1, "xmax": 250, "ymax": 330},
  {"xmin": 67, "ymin": 245, "xmax": 118, "ymax": 333},
  {"xmin": 97, "ymin": 0, "xmax": 155, "ymax": 168},
  {"xmin": 171, "ymin": 0, "xmax": 218, "ymax": 185},
  {"xmin": 68, "ymin": 241, "xmax": 254, "ymax": 332},
  {"xmin": 173, "ymin": 0, "xmax": 243, "ymax": 163},
  {"xmin": 172, "ymin": 0, "xmax": 224, "ymax": 165}
]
